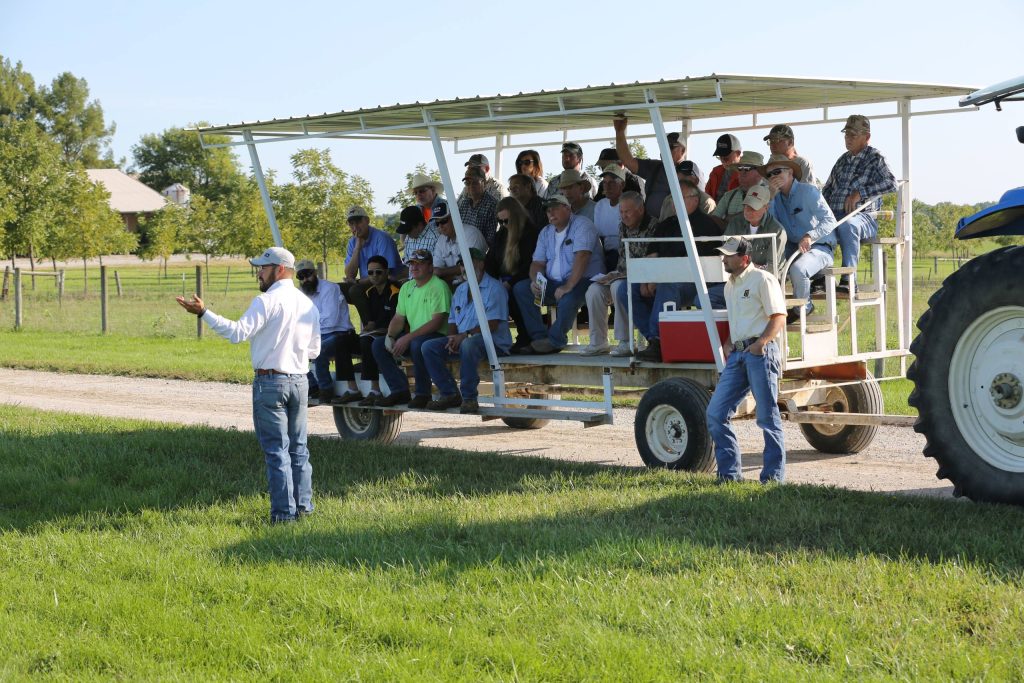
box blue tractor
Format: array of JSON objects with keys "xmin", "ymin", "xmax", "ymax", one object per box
[{"xmin": 909, "ymin": 76, "xmax": 1024, "ymax": 504}]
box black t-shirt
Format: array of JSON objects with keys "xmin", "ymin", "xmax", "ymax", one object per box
[
  {"xmin": 651, "ymin": 211, "xmax": 724, "ymax": 258},
  {"xmin": 363, "ymin": 282, "xmax": 400, "ymax": 331}
]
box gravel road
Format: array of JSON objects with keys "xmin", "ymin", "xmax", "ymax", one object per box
[{"xmin": 0, "ymin": 368, "xmax": 954, "ymax": 499}]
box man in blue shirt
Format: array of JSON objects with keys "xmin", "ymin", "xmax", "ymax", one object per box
[
  {"xmin": 822, "ymin": 115, "xmax": 898, "ymax": 292},
  {"xmin": 342, "ymin": 205, "xmax": 402, "ymax": 323},
  {"xmin": 762, "ymin": 154, "xmax": 837, "ymax": 323},
  {"xmin": 512, "ymin": 194, "xmax": 604, "ymax": 354},
  {"xmin": 421, "ymin": 248, "xmax": 513, "ymax": 414}
]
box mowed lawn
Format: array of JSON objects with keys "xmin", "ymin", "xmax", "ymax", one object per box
[{"xmin": 1, "ymin": 405, "xmax": 1023, "ymax": 679}]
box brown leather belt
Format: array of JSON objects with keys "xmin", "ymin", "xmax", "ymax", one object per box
[{"xmin": 255, "ymin": 369, "xmax": 287, "ymax": 376}]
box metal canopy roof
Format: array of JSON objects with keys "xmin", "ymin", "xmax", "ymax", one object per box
[{"xmin": 196, "ymin": 73, "xmax": 975, "ymax": 145}]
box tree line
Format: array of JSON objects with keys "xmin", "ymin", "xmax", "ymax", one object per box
[{"xmin": 0, "ymin": 55, "xmax": 1006, "ymax": 279}]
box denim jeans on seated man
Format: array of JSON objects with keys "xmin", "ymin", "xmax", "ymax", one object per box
[
  {"xmin": 252, "ymin": 373, "xmax": 312, "ymax": 521},
  {"xmin": 371, "ymin": 332, "xmax": 444, "ymax": 398},
  {"xmin": 307, "ymin": 331, "xmax": 340, "ymax": 393},
  {"xmin": 512, "ymin": 277, "xmax": 591, "ymax": 349},
  {"xmin": 835, "ymin": 212, "xmax": 877, "ymax": 270},
  {"xmin": 706, "ymin": 340, "xmax": 786, "ymax": 482},
  {"xmin": 421, "ymin": 334, "xmax": 508, "ymax": 401},
  {"xmin": 614, "ymin": 281, "xmax": 726, "ymax": 341},
  {"xmin": 784, "ymin": 242, "xmax": 833, "ymax": 303}
]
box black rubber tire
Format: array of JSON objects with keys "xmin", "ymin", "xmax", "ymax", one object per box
[
  {"xmin": 501, "ymin": 392, "xmax": 556, "ymax": 430},
  {"xmin": 332, "ymin": 405, "xmax": 402, "ymax": 444},
  {"xmin": 908, "ymin": 245, "xmax": 1024, "ymax": 504},
  {"xmin": 798, "ymin": 376, "xmax": 883, "ymax": 454},
  {"xmin": 634, "ymin": 378, "xmax": 715, "ymax": 471}
]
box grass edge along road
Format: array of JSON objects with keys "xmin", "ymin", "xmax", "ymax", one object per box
[{"xmin": 2, "ymin": 405, "xmax": 1022, "ymax": 679}]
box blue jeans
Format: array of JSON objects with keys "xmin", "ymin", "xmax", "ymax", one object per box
[
  {"xmin": 371, "ymin": 333, "xmax": 444, "ymax": 397},
  {"xmin": 706, "ymin": 341, "xmax": 786, "ymax": 482},
  {"xmin": 421, "ymin": 335, "xmax": 507, "ymax": 400},
  {"xmin": 252, "ymin": 373, "xmax": 312, "ymax": 521},
  {"xmin": 512, "ymin": 276, "xmax": 590, "ymax": 349},
  {"xmin": 836, "ymin": 212, "xmax": 877, "ymax": 270},
  {"xmin": 784, "ymin": 243, "xmax": 833, "ymax": 303},
  {"xmin": 615, "ymin": 282, "xmax": 725, "ymax": 341}
]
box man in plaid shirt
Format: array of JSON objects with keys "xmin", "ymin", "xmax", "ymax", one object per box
[{"xmin": 822, "ymin": 115, "xmax": 898, "ymax": 291}]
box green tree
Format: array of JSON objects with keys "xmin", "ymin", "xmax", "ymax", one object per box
[
  {"xmin": 138, "ymin": 205, "xmax": 189, "ymax": 275},
  {"xmin": 131, "ymin": 125, "xmax": 245, "ymax": 202},
  {"xmin": 276, "ymin": 148, "xmax": 374, "ymax": 272},
  {"xmin": 387, "ymin": 163, "xmax": 441, "ymax": 207},
  {"xmin": 0, "ymin": 55, "xmax": 39, "ymax": 121},
  {"xmin": 36, "ymin": 71, "xmax": 117, "ymax": 168},
  {"xmin": 218, "ymin": 176, "xmax": 273, "ymax": 259}
]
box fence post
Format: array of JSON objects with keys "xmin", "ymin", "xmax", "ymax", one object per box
[
  {"xmin": 223, "ymin": 266, "xmax": 231, "ymax": 296},
  {"xmin": 100, "ymin": 265, "xmax": 108, "ymax": 334},
  {"xmin": 114, "ymin": 270, "xmax": 123, "ymax": 297},
  {"xmin": 58, "ymin": 270, "xmax": 65, "ymax": 306},
  {"xmin": 1, "ymin": 265, "xmax": 9, "ymax": 300},
  {"xmin": 14, "ymin": 268, "xmax": 22, "ymax": 330},
  {"xmin": 196, "ymin": 265, "xmax": 204, "ymax": 339}
]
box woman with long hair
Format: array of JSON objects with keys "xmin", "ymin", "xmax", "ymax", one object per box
[
  {"xmin": 515, "ymin": 149, "xmax": 548, "ymax": 198},
  {"xmin": 485, "ymin": 196, "xmax": 540, "ymax": 350}
]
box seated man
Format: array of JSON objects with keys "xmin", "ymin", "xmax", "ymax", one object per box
[
  {"xmin": 658, "ymin": 160, "xmax": 715, "ymax": 220},
  {"xmin": 557, "ymin": 169, "xmax": 596, "ymax": 222},
  {"xmin": 507, "ymin": 173, "xmax": 547, "ymax": 230},
  {"xmin": 706, "ymin": 134, "xmax": 742, "ymax": 202},
  {"xmin": 397, "ymin": 204, "xmax": 440, "ymax": 266},
  {"xmin": 458, "ymin": 153, "xmax": 507, "ymax": 202},
  {"xmin": 421, "ymin": 248, "xmax": 513, "ymax": 414},
  {"xmin": 822, "ymin": 115, "xmax": 898, "ymax": 290},
  {"xmin": 711, "ymin": 152, "xmax": 767, "ymax": 228},
  {"xmin": 370, "ymin": 249, "xmax": 452, "ymax": 408},
  {"xmin": 594, "ymin": 147, "xmax": 645, "ymax": 201},
  {"xmin": 343, "ymin": 255, "xmax": 401, "ymax": 407},
  {"xmin": 618, "ymin": 184, "xmax": 725, "ymax": 362},
  {"xmin": 342, "ymin": 205, "xmax": 403, "ymax": 321},
  {"xmin": 295, "ymin": 259, "xmax": 360, "ymax": 406},
  {"xmin": 762, "ymin": 154, "xmax": 837, "ymax": 323},
  {"xmin": 512, "ymin": 194, "xmax": 604, "ymax": 354},
  {"xmin": 431, "ymin": 201, "xmax": 488, "ymax": 288},
  {"xmin": 457, "ymin": 166, "xmax": 499, "ymax": 248},
  {"xmin": 724, "ymin": 184, "xmax": 785, "ymax": 272}
]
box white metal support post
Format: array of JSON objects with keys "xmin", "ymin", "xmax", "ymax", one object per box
[
  {"xmin": 898, "ymin": 99, "xmax": 913, "ymax": 362},
  {"xmin": 244, "ymin": 130, "xmax": 284, "ymax": 248},
  {"xmin": 493, "ymin": 134, "xmax": 505, "ymax": 185},
  {"xmin": 422, "ymin": 110, "xmax": 505, "ymax": 397},
  {"xmin": 646, "ymin": 90, "xmax": 726, "ymax": 372}
]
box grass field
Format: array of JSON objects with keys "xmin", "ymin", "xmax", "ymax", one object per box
[{"xmin": 2, "ymin": 405, "xmax": 1023, "ymax": 678}]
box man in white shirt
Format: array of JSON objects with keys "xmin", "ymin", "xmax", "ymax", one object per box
[{"xmin": 177, "ymin": 246, "xmax": 321, "ymax": 524}]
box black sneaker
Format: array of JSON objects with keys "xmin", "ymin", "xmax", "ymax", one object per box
[
  {"xmin": 408, "ymin": 394, "xmax": 431, "ymax": 409},
  {"xmin": 426, "ymin": 394, "xmax": 462, "ymax": 411},
  {"xmin": 636, "ymin": 339, "xmax": 663, "ymax": 362},
  {"xmin": 376, "ymin": 390, "xmax": 411, "ymax": 407}
]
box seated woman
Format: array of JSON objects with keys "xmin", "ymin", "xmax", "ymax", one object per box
[
  {"xmin": 515, "ymin": 149, "xmax": 548, "ymax": 199},
  {"xmin": 485, "ymin": 197, "xmax": 539, "ymax": 351}
]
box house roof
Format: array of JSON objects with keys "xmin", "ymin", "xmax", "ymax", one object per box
[
  {"xmin": 86, "ymin": 169, "xmax": 168, "ymax": 213},
  {"xmin": 195, "ymin": 73, "xmax": 976, "ymax": 145}
]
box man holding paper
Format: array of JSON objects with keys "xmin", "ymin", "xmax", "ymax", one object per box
[{"xmin": 512, "ymin": 194, "xmax": 604, "ymax": 354}]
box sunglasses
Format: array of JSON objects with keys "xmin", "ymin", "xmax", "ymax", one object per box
[
  {"xmin": 766, "ymin": 168, "xmax": 788, "ymax": 177},
  {"xmin": 367, "ymin": 269, "xmax": 386, "ymax": 276},
  {"xmin": 296, "ymin": 270, "xmax": 316, "ymax": 280},
  {"xmin": 518, "ymin": 158, "xmax": 534, "ymax": 166},
  {"xmin": 437, "ymin": 216, "xmax": 452, "ymax": 225},
  {"xmin": 735, "ymin": 165, "xmax": 756, "ymax": 172}
]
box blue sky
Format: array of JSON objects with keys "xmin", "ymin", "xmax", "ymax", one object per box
[{"xmin": 4, "ymin": 0, "xmax": 1022, "ymax": 215}]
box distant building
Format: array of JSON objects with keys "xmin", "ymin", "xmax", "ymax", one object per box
[
  {"xmin": 161, "ymin": 183, "xmax": 191, "ymax": 206},
  {"xmin": 86, "ymin": 169, "xmax": 168, "ymax": 232}
]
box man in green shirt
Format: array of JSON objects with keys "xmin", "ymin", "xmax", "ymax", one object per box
[{"xmin": 371, "ymin": 249, "xmax": 452, "ymax": 408}]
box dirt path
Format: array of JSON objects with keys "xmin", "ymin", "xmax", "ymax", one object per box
[{"xmin": 0, "ymin": 368, "xmax": 954, "ymax": 499}]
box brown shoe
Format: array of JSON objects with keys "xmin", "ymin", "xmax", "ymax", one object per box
[
  {"xmin": 459, "ymin": 399, "xmax": 479, "ymax": 414},
  {"xmin": 376, "ymin": 390, "xmax": 411, "ymax": 407},
  {"xmin": 408, "ymin": 394, "xmax": 431, "ymax": 409},
  {"xmin": 426, "ymin": 394, "xmax": 463, "ymax": 411},
  {"xmin": 331, "ymin": 390, "xmax": 363, "ymax": 405},
  {"xmin": 357, "ymin": 392, "xmax": 381, "ymax": 407}
]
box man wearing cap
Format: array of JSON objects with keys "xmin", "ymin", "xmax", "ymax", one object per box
[
  {"xmin": 371, "ymin": 249, "xmax": 452, "ymax": 408},
  {"xmin": 343, "ymin": 205, "xmax": 403, "ymax": 322},
  {"xmin": 594, "ymin": 165, "xmax": 627, "ymax": 270},
  {"xmin": 822, "ymin": 114, "xmax": 898, "ymax": 290},
  {"xmin": 508, "ymin": 173, "xmax": 548, "ymax": 230},
  {"xmin": 397, "ymin": 203, "xmax": 440, "ymax": 265},
  {"xmin": 613, "ymin": 115, "xmax": 686, "ymax": 218},
  {"xmin": 706, "ymin": 236, "xmax": 788, "ymax": 484},
  {"xmin": 513, "ymin": 194, "xmax": 604, "ymax": 354},
  {"xmin": 457, "ymin": 166, "xmax": 499, "ymax": 247},
  {"xmin": 421, "ymin": 247, "xmax": 513, "ymax": 414},
  {"xmin": 762, "ymin": 154, "xmax": 837, "ymax": 323},
  {"xmin": 295, "ymin": 259, "xmax": 360, "ymax": 406},
  {"xmin": 659, "ymin": 161, "xmax": 716, "ymax": 221},
  {"xmin": 176, "ymin": 246, "xmax": 320, "ymax": 524},
  {"xmin": 706, "ymin": 134, "xmax": 743, "ymax": 202},
  {"xmin": 545, "ymin": 142, "xmax": 597, "ymax": 200},
  {"xmin": 724, "ymin": 184, "xmax": 786, "ymax": 272},
  {"xmin": 764, "ymin": 124, "xmax": 818, "ymax": 187},
  {"xmin": 594, "ymin": 147, "xmax": 645, "ymax": 201},
  {"xmin": 410, "ymin": 172, "xmax": 447, "ymax": 228},
  {"xmin": 558, "ymin": 169, "xmax": 596, "ymax": 222},
  {"xmin": 582, "ymin": 173, "xmax": 632, "ymax": 356},
  {"xmin": 432, "ymin": 201, "xmax": 488, "ymax": 287},
  {"xmin": 711, "ymin": 152, "xmax": 768, "ymax": 228},
  {"xmin": 458, "ymin": 153, "xmax": 506, "ymax": 203}
]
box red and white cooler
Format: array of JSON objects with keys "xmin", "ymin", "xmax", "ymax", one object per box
[{"xmin": 658, "ymin": 308, "xmax": 730, "ymax": 363}]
